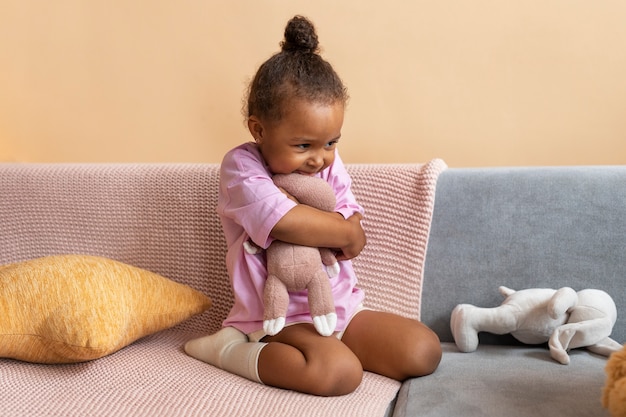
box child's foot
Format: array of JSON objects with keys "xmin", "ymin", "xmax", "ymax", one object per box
[
  {"xmin": 184, "ymin": 326, "xmax": 248, "ymax": 367},
  {"xmin": 184, "ymin": 327, "xmax": 266, "ymax": 383}
]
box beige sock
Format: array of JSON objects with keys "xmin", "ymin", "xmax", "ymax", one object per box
[{"xmin": 184, "ymin": 326, "xmax": 266, "ymax": 384}]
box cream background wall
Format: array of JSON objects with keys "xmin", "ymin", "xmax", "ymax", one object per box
[{"xmin": 1, "ymin": 1, "xmax": 625, "ymax": 166}]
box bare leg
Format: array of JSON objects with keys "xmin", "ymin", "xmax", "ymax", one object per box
[
  {"xmin": 341, "ymin": 310, "xmax": 442, "ymax": 381},
  {"xmin": 258, "ymin": 324, "xmax": 363, "ymax": 396}
]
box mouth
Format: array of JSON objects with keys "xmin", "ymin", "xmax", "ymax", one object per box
[{"xmin": 293, "ymin": 170, "xmax": 317, "ymax": 176}]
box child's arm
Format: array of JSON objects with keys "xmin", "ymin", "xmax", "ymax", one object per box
[{"xmin": 270, "ymin": 204, "xmax": 365, "ymax": 261}]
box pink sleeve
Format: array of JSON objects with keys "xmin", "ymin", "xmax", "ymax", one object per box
[{"xmin": 218, "ymin": 146, "xmax": 297, "ymax": 249}]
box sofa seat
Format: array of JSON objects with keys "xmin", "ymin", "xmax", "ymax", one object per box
[
  {"xmin": 394, "ymin": 343, "xmax": 610, "ymax": 417},
  {"xmin": 0, "ymin": 327, "xmax": 402, "ymax": 416}
]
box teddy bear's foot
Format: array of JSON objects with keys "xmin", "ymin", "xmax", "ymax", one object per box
[
  {"xmin": 312, "ymin": 313, "xmax": 337, "ymax": 337},
  {"xmin": 450, "ymin": 304, "xmax": 480, "ymax": 352},
  {"xmin": 325, "ymin": 262, "xmax": 340, "ymax": 277},
  {"xmin": 263, "ymin": 317, "xmax": 286, "ymax": 336}
]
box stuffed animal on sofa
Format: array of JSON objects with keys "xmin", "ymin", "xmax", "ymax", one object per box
[
  {"xmin": 244, "ymin": 173, "xmax": 339, "ymax": 337},
  {"xmin": 451, "ymin": 286, "xmax": 623, "ymax": 364},
  {"xmin": 603, "ymin": 344, "xmax": 626, "ymax": 417}
]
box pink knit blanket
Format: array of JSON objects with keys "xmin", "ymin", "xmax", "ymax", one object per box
[{"xmin": 0, "ymin": 159, "xmax": 446, "ymax": 417}]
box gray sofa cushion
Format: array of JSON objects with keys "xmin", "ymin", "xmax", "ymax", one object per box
[
  {"xmin": 393, "ymin": 343, "xmax": 609, "ymax": 417},
  {"xmin": 421, "ymin": 166, "xmax": 626, "ymax": 345}
]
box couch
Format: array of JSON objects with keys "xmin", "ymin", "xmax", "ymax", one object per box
[{"xmin": 0, "ymin": 161, "xmax": 623, "ymax": 417}]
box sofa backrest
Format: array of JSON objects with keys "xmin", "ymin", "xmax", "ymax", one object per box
[
  {"xmin": 422, "ymin": 166, "xmax": 626, "ymax": 345},
  {"xmin": 0, "ymin": 161, "xmax": 444, "ymax": 335},
  {"xmin": 0, "ymin": 163, "xmax": 228, "ymax": 334}
]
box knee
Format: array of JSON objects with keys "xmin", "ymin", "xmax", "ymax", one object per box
[
  {"xmin": 401, "ymin": 326, "xmax": 442, "ymax": 379},
  {"xmin": 417, "ymin": 329, "xmax": 443, "ymax": 376},
  {"xmin": 309, "ymin": 350, "xmax": 363, "ymax": 397}
]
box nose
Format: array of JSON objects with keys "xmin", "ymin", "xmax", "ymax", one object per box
[{"xmin": 307, "ymin": 150, "xmax": 324, "ymax": 169}]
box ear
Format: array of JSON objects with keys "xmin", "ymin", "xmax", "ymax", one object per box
[{"xmin": 247, "ymin": 116, "xmax": 265, "ymax": 144}]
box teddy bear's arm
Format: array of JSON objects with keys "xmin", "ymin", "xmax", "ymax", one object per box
[{"xmin": 319, "ymin": 248, "xmax": 340, "ymax": 277}]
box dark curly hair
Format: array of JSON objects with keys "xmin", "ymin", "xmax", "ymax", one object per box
[{"xmin": 245, "ymin": 15, "xmax": 349, "ymax": 123}]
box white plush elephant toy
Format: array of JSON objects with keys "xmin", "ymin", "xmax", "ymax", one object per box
[{"xmin": 451, "ymin": 286, "xmax": 623, "ymax": 364}]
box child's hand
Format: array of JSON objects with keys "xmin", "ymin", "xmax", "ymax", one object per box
[{"xmin": 335, "ymin": 213, "xmax": 365, "ymax": 261}]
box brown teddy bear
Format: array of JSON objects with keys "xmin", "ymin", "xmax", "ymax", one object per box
[
  {"xmin": 244, "ymin": 173, "xmax": 339, "ymax": 337},
  {"xmin": 604, "ymin": 344, "xmax": 626, "ymax": 417}
]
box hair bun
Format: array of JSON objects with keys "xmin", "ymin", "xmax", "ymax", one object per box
[{"xmin": 281, "ymin": 15, "xmax": 319, "ymax": 54}]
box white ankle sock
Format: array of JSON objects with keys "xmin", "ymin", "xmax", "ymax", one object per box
[{"xmin": 184, "ymin": 327, "xmax": 266, "ymax": 383}]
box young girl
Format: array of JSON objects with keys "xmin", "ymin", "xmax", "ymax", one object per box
[{"xmin": 185, "ymin": 15, "xmax": 441, "ymax": 396}]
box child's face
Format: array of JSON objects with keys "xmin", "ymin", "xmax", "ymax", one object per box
[{"xmin": 249, "ymin": 99, "xmax": 344, "ymax": 175}]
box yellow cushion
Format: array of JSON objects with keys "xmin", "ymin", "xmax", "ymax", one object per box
[{"xmin": 0, "ymin": 254, "xmax": 211, "ymax": 363}]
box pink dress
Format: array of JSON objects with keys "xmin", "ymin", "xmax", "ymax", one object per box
[{"xmin": 218, "ymin": 142, "xmax": 365, "ymax": 335}]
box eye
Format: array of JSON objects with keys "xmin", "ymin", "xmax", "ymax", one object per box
[
  {"xmin": 325, "ymin": 140, "xmax": 339, "ymax": 148},
  {"xmin": 296, "ymin": 143, "xmax": 310, "ymax": 150}
]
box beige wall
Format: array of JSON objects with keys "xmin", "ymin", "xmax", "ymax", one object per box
[{"xmin": 1, "ymin": 1, "xmax": 625, "ymax": 166}]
